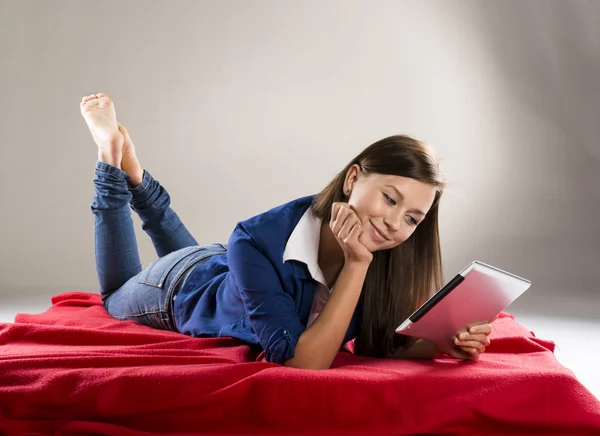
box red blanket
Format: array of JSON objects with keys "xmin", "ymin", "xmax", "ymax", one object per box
[{"xmin": 0, "ymin": 292, "xmax": 598, "ymax": 436}]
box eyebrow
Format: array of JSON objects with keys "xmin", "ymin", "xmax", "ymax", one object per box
[{"xmin": 384, "ymin": 185, "xmax": 426, "ymax": 216}]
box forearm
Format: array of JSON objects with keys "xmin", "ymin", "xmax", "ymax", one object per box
[{"xmin": 284, "ymin": 262, "xmax": 369, "ymax": 370}]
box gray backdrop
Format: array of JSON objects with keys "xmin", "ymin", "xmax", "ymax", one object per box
[{"xmin": 1, "ymin": 0, "xmax": 598, "ymax": 318}]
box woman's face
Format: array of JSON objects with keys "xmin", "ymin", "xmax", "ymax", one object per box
[{"xmin": 344, "ymin": 165, "xmax": 438, "ymax": 252}]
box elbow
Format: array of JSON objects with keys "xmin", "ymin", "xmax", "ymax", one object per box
[{"xmin": 280, "ymin": 332, "xmax": 336, "ymax": 370}]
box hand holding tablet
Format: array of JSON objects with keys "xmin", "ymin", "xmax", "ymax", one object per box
[{"xmin": 395, "ymin": 261, "xmax": 531, "ymax": 348}]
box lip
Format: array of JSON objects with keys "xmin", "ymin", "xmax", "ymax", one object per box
[{"xmin": 370, "ymin": 221, "xmax": 390, "ymax": 242}]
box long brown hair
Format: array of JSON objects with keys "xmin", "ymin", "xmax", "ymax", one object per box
[{"xmin": 311, "ymin": 135, "xmax": 446, "ymax": 357}]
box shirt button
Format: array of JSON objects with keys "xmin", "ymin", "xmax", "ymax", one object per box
[{"xmin": 283, "ymin": 330, "xmax": 289, "ymax": 335}]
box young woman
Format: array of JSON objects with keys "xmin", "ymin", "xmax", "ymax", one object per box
[{"xmin": 81, "ymin": 92, "xmax": 493, "ymax": 370}]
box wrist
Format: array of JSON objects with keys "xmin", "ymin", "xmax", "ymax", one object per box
[
  {"xmin": 344, "ymin": 259, "xmax": 372, "ymax": 270},
  {"xmin": 343, "ymin": 261, "xmax": 371, "ymax": 277}
]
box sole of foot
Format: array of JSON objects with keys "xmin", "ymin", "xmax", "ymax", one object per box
[
  {"xmin": 117, "ymin": 122, "xmax": 144, "ymax": 187},
  {"xmin": 80, "ymin": 93, "xmax": 123, "ymax": 167}
]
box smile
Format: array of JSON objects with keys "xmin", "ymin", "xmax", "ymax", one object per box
[{"xmin": 370, "ymin": 221, "xmax": 389, "ymax": 242}]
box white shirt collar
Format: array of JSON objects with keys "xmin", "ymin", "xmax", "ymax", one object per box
[{"xmin": 283, "ymin": 208, "xmax": 328, "ymax": 288}]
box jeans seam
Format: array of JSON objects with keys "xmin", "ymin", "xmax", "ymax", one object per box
[
  {"xmin": 137, "ymin": 246, "xmax": 206, "ymax": 288},
  {"xmin": 131, "ymin": 181, "xmax": 150, "ymax": 196},
  {"xmin": 114, "ymin": 310, "xmax": 168, "ymax": 319},
  {"xmin": 169, "ymin": 250, "xmax": 227, "ymax": 289},
  {"xmin": 167, "ymin": 251, "xmax": 226, "ymax": 294},
  {"xmin": 95, "ymin": 161, "xmax": 128, "ymax": 179},
  {"xmin": 158, "ymin": 246, "xmax": 203, "ymax": 286},
  {"xmin": 129, "ymin": 170, "xmax": 151, "ymax": 196}
]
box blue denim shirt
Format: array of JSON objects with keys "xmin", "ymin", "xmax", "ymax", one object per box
[{"xmin": 173, "ymin": 195, "xmax": 361, "ymax": 365}]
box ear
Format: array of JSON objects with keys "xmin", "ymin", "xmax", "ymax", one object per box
[{"xmin": 344, "ymin": 164, "xmax": 361, "ymax": 194}]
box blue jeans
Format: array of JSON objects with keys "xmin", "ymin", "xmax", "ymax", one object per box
[{"xmin": 90, "ymin": 161, "xmax": 226, "ymax": 331}]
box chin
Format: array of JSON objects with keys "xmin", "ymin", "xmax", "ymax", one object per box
[
  {"xmin": 369, "ymin": 237, "xmax": 401, "ymax": 253},
  {"xmin": 364, "ymin": 237, "xmax": 388, "ymax": 253}
]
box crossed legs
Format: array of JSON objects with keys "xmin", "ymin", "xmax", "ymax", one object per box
[{"xmin": 82, "ymin": 93, "xmax": 198, "ymax": 301}]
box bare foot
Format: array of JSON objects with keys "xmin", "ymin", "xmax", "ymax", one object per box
[
  {"xmin": 117, "ymin": 122, "xmax": 144, "ymax": 187},
  {"xmin": 80, "ymin": 93, "xmax": 123, "ymax": 167}
]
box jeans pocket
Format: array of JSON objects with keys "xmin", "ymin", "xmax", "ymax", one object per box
[{"xmin": 138, "ymin": 246, "xmax": 206, "ymax": 288}]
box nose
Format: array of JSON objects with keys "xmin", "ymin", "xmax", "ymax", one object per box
[{"xmin": 384, "ymin": 213, "xmax": 400, "ymax": 233}]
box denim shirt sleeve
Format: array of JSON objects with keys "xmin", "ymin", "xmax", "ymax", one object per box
[{"xmin": 227, "ymin": 224, "xmax": 304, "ymax": 365}]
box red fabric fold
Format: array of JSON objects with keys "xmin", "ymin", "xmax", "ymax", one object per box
[{"xmin": 0, "ymin": 292, "xmax": 598, "ymax": 436}]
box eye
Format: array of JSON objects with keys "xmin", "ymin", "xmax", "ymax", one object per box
[
  {"xmin": 407, "ymin": 216, "xmax": 418, "ymax": 226},
  {"xmin": 383, "ymin": 193, "xmax": 397, "ymax": 206}
]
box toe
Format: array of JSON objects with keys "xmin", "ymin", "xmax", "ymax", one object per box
[
  {"xmin": 81, "ymin": 95, "xmax": 97, "ymax": 104},
  {"xmin": 96, "ymin": 93, "xmax": 113, "ymax": 107},
  {"xmin": 80, "ymin": 97, "xmax": 92, "ymax": 109}
]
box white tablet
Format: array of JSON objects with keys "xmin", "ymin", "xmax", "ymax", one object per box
[{"xmin": 395, "ymin": 260, "xmax": 531, "ymax": 343}]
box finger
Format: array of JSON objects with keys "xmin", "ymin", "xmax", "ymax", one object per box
[
  {"xmin": 457, "ymin": 346, "xmax": 481, "ymax": 360},
  {"xmin": 437, "ymin": 343, "xmax": 470, "ymax": 360},
  {"xmin": 348, "ymin": 204, "xmax": 360, "ymax": 217},
  {"xmin": 456, "ymin": 333, "xmax": 491, "ymax": 346},
  {"xmin": 338, "ymin": 214, "xmax": 359, "ymax": 242},
  {"xmin": 334, "ymin": 205, "xmax": 357, "ymax": 230},
  {"xmin": 344, "ymin": 220, "xmax": 363, "ymax": 245},
  {"xmin": 330, "ymin": 202, "xmax": 349, "ymax": 225},
  {"xmin": 446, "ymin": 346, "xmax": 471, "ymax": 360},
  {"xmin": 467, "ymin": 324, "xmax": 492, "ymax": 335},
  {"xmin": 330, "ymin": 203, "xmax": 342, "ymax": 225},
  {"xmin": 466, "ymin": 348, "xmax": 480, "ymax": 360},
  {"xmin": 340, "ymin": 203, "xmax": 358, "ymax": 217},
  {"xmin": 454, "ymin": 339, "xmax": 486, "ymax": 350},
  {"xmin": 347, "ymin": 204, "xmax": 366, "ymax": 228},
  {"xmin": 331, "ymin": 206, "xmax": 351, "ymax": 235}
]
